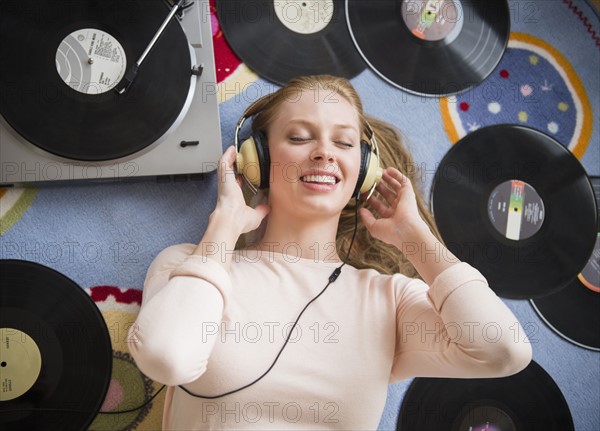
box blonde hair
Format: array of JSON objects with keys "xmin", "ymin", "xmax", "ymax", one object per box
[{"xmin": 237, "ymin": 75, "xmax": 441, "ymax": 277}]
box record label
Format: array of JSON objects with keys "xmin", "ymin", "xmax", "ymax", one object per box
[
  {"xmin": 401, "ymin": 0, "xmax": 463, "ymax": 42},
  {"xmin": 0, "ymin": 327, "xmax": 42, "ymax": 401},
  {"xmin": 487, "ymin": 180, "xmax": 545, "ymax": 241},
  {"xmin": 274, "ymin": 0, "xmax": 333, "ymax": 34},
  {"xmin": 56, "ymin": 29, "xmax": 126, "ymax": 94},
  {"xmin": 454, "ymin": 404, "xmax": 516, "ymax": 431},
  {"xmin": 577, "ymin": 233, "xmax": 600, "ymax": 293}
]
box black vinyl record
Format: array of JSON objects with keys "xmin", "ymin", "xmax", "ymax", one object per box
[
  {"xmin": 397, "ymin": 361, "xmax": 574, "ymax": 430},
  {"xmin": 0, "ymin": 0, "xmax": 192, "ymax": 161},
  {"xmin": 530, "ymin": 178, "xmax": 600, "ymax": 350},
  {"xmin": 0, "ymin": 260, "xmax": 112, "ymax": 431},
  {"xmin": 430, "ymin": 125, "xmax": 597, "ymax": 299},
  {"xmin": 216, "ymin": 0, "xmax": 366, "ymax": 85},
  {"xmin": 346, "ymin": 0, "xmax": 510, "ymax": 96}
]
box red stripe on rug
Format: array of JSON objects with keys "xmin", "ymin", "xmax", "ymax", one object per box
[{"xmin": 89, "ymin": 285, "xmax": 142, "ymax": 305}]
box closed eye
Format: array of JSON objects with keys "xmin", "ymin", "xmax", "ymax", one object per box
[{"xmin": 289, "ymin": 137, "xmax": 311, "ymax": 143}]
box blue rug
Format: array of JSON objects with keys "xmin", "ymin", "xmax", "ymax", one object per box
[{"xmin": 1, "ymin": 0, "xmax": 598, "ymax": 429}]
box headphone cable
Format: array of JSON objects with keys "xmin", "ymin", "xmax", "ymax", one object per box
[{"xmin": 178, "ymin": 195, "xmax": 361, "ymax": 399}]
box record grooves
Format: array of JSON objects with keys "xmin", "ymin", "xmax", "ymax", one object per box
[
  {"xmin": 397, "ymin": 361, "xmax": 574, "ymax": 430},
  {"xmin": 216, "ymin": 0, "xmax": 366, "ymax": 85},
  {"xmin": 0, "ymin": 260, "xmax": 112, "ymax": 431},
  {"xmin": 530, "ymin": 177, "xmax": 600, "ymax": 351},
  {"xmin": 0, "ymin": 0, "xmax": 192, "ymax": 161},
  {"xmin": 346, "ymin": 0, "xmax": 510, "ymax": 96}
]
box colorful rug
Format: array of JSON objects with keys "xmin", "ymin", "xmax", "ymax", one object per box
[
  {"xmin": 86, "ymin": 287, "xmax": 165, "ymax": 431},
  {"xmin": 1, "ymin": 1, "xmax": 598, "ymax": 430}
]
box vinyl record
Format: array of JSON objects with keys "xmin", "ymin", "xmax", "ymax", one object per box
[
  {"xmin": 397, "ymin": 361, "xmax": 574, "ymax": 430},
  {"xmin": 0, "ymin": 260, "xmax": 112, "ymax": 431},
  {"xmin": 216, "ymin": 0, "xmax": 366, "ymax": 85},
  {"xmin": 530, "ymin": 177, "xmax": 600, "ymax": 350},
  {"xmin": 0, "ymin": 0, "xmax": 192, "ymax": 161},
  {"xmin": 592, "ymin": 177, "xmax": 600, "ymax": 212},
  {"xmin": 430, "ymin": 125, "xmax": 597, "ymax": 298},
  {"xmin": 346, "ymin": 0, "xmax": 510, "ymax": 96}
]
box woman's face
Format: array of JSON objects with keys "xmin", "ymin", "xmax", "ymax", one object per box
[{"xmin": 266, "ymin": 87, "xmax": 362, "ymax": 219}]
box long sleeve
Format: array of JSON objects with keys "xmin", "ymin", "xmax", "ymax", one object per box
[
  {"xmin": 127, "ymin": 244, "xmax": 232, "ymax": 386},
  {"xmin": 391, "ymin": 262, "xmax": 532, "ymax": 381}
]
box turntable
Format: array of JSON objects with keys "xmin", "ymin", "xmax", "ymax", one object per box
[{"xmin": 0, "ymin": 0, "xmax": 222, "ymax": 186}]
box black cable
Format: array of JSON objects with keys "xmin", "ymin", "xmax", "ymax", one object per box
[{"xmin": 98, "ymin": 383, "xmax": 166, "ymax": 414}]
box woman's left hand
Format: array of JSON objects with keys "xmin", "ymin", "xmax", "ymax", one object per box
[{"xmin": 359, "ymin": 167, "xmax": 428, "ymax": 245}]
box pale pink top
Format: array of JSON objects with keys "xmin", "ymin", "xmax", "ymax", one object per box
[{"xmin": 128, "ymin": 243, "xmax": 532, "ymax": 430}]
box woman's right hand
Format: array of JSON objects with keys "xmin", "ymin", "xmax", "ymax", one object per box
[{"xmin": 213, "ymin": 146, "xmax": 270, "ymax": 235}]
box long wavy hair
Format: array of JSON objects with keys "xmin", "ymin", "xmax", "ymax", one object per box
[{"xmin": 237, "ymin": 75, "xmax": 442, "ymax": 277}]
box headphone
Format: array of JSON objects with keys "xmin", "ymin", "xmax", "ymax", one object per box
[{"xmin": 234, "ymin": 108, "xmax": 383, "ymax": 199}]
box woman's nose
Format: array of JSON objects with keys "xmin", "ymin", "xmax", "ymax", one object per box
[{"xmin": 309, "ymin": 144, "xmax": 336, "ymax": 163}]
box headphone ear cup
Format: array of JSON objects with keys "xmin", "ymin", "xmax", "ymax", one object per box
[
  {"xmin": 237, "ymin": 130, "xmax": 270, "ymax": 189},
  {"xmin": 360, "ymin": 149, "xmax": 382, "ymax": 195},
  {"xmin": 252, "ymin": 132, "xmax": 270, "ymax": 189},
  {"xmin": 238, "ymin": 136, "xmax": 261, "ymax": 187},
  {"xmin": 355, "ymin": 140, "xmax": 383, "ymax": 197}
]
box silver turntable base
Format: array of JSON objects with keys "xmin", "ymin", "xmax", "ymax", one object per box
[{"xmin": 0, "ymin": 0, "xmax": 221, "ymax": 187}]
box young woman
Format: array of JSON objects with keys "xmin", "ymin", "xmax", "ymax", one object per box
[{"xmin": 128, "ymin": 75, "xmax": 532, "ymax": 430}]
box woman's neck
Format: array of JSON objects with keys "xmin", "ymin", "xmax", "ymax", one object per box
[{"xmin": 254, "ymin": 209, "xmax": 342, "ymax": 262}]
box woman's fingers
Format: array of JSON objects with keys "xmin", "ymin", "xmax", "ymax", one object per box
[
  {"xmin": 358, "ymin": 207, "xmax": 377, "ymax": 230},
  {"xmin": 366, "ymin": 194, "xmax": 393, "ymax": 218},
  {"xmin": 374, "ymin": 168, "xmax": 410, "ymax": 206},
  {"xmin": 387, "ymin": 168, "xmax": 414, "ymax": 196},
  {"xmin": 218, "ymin": 146, "xmax": 234, "ymax": 184},
  {"xmin": 375, "ymin": 180, "xmax": 396, "ymax": 206},
  {"xmin": 220, "ymin": 147, "xmax": 244, "ymax": 192},
  {"xmin": 383, "ymin": 168, "xmax": 406, "ymax": 189}
]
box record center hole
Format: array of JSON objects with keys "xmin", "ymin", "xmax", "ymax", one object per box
[
  {"xmin": 302, "ymin": 2, "xmax": 307, "ymax": 6},
  {"xmin": 514, "ymin": 208, "xmax": 518, "ymax": 212},
  {"xmin": 1, "ymin": 361, "xmax": 6, "ymax": 367}
]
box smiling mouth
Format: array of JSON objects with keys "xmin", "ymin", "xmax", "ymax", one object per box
[{"xmin": 300, "ymin": 174, "xmax": 339, "ymax": 185}]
